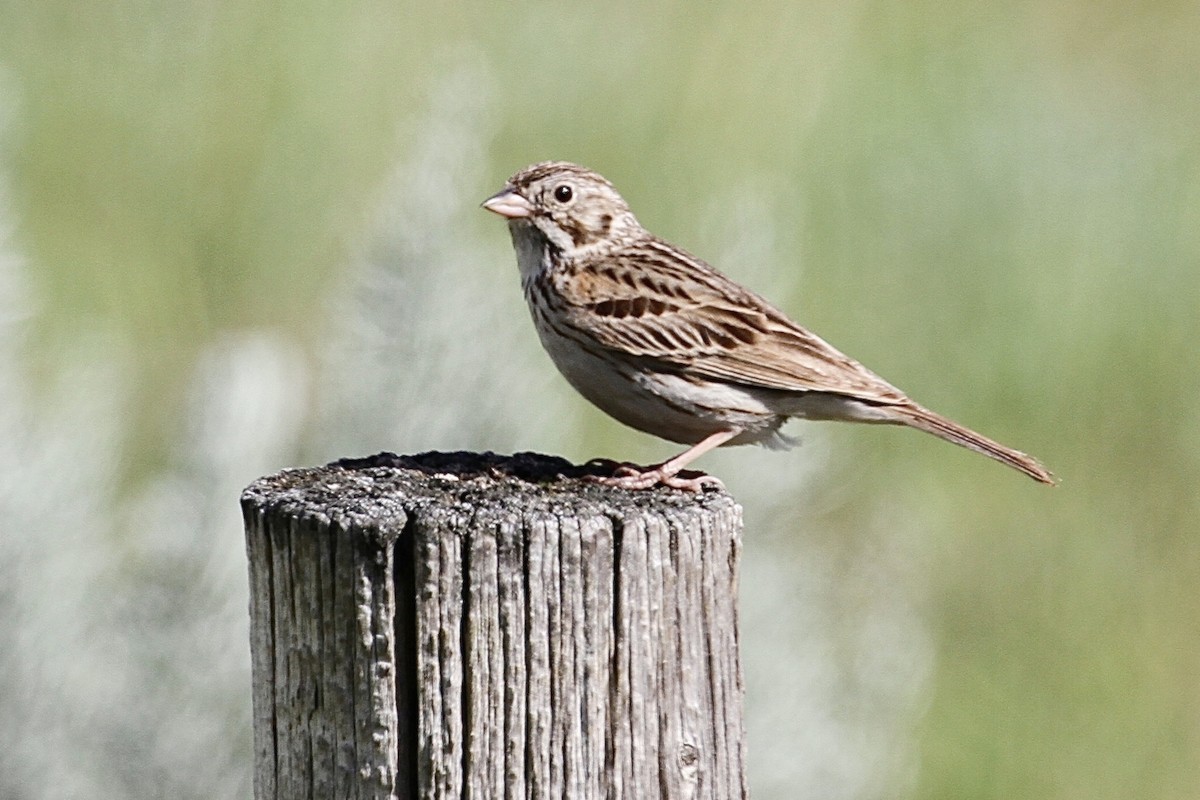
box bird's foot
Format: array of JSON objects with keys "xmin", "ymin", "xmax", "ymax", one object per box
[{"xmin": 582, "ymin": 460, "xmax": 724, "ymax": 492}]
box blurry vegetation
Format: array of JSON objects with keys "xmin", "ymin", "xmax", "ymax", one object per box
[{"xmin": 0, "ymin": 2, "xmax": 1197, "ymax": 798}]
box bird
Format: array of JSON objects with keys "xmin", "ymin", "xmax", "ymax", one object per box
[{"xmin": 482, "ymin": 161, "xmax": 1055, "ymax": 491}]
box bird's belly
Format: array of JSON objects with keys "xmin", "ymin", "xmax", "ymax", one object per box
[{"xmin": 535, "ymin": 323, "xmax": 782, "ymax": 446}]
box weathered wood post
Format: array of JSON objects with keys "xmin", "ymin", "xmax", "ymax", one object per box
[{"xmin": 241, "ymin": 451, "xmax": 747, "ymax": 800}]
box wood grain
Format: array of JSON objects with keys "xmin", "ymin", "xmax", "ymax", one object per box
[{"xmin": 242, "ymin": 451, "xmax": 747, "ymax": 799}]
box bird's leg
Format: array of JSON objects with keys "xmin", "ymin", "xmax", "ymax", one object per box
[{"xmin": 588, "ymin": 429, "xmax": 739, "ymax": 492}]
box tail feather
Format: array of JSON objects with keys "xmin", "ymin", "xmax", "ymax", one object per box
[{"xmin": 889, "ymin": 403, "xmax": 1057, "ymax": 486}]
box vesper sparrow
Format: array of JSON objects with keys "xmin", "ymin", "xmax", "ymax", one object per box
[{"xmin": 483, "ymin": 161, "xmax": 1054, "ymax": 491}]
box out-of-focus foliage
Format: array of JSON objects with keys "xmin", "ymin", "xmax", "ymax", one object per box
[{"xmin": 0, "ymin": 2, "xmax": 1196, "ymax": 798}]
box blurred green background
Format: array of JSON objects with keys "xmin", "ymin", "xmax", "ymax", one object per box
[{"xmin": 1, "ymin": 2, "xmax": 1197, "ymax": 798}]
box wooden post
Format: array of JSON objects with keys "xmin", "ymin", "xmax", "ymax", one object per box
[{"xmin": 241, "ymin": 451, "xmax": 747, "ymax": 800}]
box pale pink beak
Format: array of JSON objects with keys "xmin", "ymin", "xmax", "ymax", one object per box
[{"xmin": 481, "ymin": 188, "xmax": 535, "ymax": 219}]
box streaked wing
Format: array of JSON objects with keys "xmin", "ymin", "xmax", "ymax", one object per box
[{"xmin": 553, "ymin": 237, "xmax": 908, "ymax": 404}]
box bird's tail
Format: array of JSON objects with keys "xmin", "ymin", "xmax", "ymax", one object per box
[{"xmin": 887, "ymin": 403, "xmax": 1057, "ymax": 486}]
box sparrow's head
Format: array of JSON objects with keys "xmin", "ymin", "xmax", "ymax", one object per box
[{"xmin": 482, "ymin": 161, "xmax": 641, "ymax": 254}]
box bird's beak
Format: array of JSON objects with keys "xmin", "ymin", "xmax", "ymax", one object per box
[{"xmin": 481, "ymin": 188, "xmax": 534, "ymax": 219}]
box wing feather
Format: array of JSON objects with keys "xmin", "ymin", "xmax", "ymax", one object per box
[{"xmin": 552, "ymin": 237, "xmax": 908, "ymax": 405}]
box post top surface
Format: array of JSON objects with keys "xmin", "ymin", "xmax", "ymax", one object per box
[{"xmin": 241, "ymin": 451, "xmax": 738, "ymax": 532}]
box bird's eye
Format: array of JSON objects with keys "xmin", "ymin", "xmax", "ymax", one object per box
[{"xmin": 553, "ymin": 184, "xmax": 574, "ymax": 203}]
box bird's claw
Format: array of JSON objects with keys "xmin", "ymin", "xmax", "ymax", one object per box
[{"xmin": 584, "ymin": 463, "xmax": 724, "ymax": 493}]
